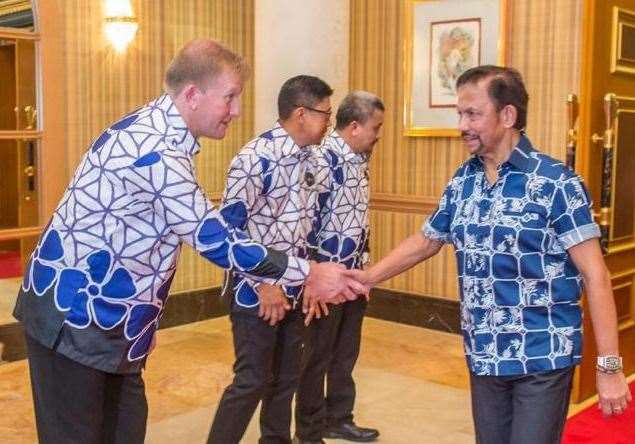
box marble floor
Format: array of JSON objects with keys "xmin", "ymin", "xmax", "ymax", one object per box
[
  {"xmin": 0, "ymin": 278, "xmax": 21, "ymax": 325},
  {"xmin": 0, "ymin": 316, "xmax": 602, "ymax": 443}
]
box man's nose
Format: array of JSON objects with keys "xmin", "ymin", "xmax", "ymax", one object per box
[
  {"xmin": 458, "ymin": 115, "xmax": 469, "ymax": 132},
  {"xmin": 230, "ymin": 99, "xmax": 241, "ymax": 118}
]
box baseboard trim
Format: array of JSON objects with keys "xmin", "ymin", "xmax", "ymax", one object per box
[
  {"xmin": 367, "ymin": 287, "xmax": 460, "ymax": 334},
  {"xmin": 0, "ymin": 322, "xmax": 26, "ymax": 362},
  {"xmin": 159, "ymin": 287, "xmax": 228, "ymax": 329}
]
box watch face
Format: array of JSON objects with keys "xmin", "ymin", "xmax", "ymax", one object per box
[{"xmin": 600, "ymin": 356, "xmax": 622, "ymax": 370}]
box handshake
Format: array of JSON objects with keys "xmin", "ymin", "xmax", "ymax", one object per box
[{"xmin": 255, "ymin": 262, "xmax": 372, "ymax": 326}]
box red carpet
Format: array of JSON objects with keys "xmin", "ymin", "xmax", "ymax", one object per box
[
  {"xmin": 0, "ymin": 251, "xmax": 22, "ymax": 278},
  {"xmin": 562, "ymin": 380, "xmax": 635, "ymax": 444}
]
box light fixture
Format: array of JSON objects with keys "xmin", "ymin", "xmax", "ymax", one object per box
[{"xmin": 104, "ymin": 0, "xmax": 138, "ymax": 52}]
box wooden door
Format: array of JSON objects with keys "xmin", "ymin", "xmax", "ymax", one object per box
[
  {"xmin": 574, "ymin": 0, "xmax": 635, "ymax": 401},
  {"xmin": 15, "ymin": 38, "xmax": 38, "ymax": 262},
  {"xmin": 0, "ymin": 35, "xmax": 38, "ymax": 271}
]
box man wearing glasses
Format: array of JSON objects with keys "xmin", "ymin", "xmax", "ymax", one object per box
[{"xmin": 208, "ymin": 75, "xmax": 334, "ymax": 444}]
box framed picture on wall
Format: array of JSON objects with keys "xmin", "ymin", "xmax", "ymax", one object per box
[{"xmin": 404, "ymin": 0, "xmax": 508, "ymax": 137}]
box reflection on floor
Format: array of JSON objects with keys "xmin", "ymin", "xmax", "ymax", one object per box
[
  {"xmin": 0, "ymin": 316, "xmax": 473, "ymax": 443},
  {"xmin": 0, "ymin": 278, "xmax": 20, "ymax": 325}
]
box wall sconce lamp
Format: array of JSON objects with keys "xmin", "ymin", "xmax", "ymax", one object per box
[{"xmin": 104, "ymin": 0, "xmax": 138, "ymax": 52}]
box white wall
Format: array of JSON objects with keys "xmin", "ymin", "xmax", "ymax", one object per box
[{"xmin": 254, "ymin": 0, "xmax": 350, "ymax": 134}]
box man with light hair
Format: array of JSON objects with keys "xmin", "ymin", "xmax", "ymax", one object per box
[
  {"xmin": 14, "ymin": 40, "xmax": 363, "ymax": 444},
  {"xmin": 295, "ymin": 91, "xmax": 384, "ymax": 444}
]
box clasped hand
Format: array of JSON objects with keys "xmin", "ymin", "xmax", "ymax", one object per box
[
  {"xmin": 256, "ymin": 284, "xmax": 291, "ymax": 326},
  {"xmin": 302, "ymin": 264, "xmax": 370, "ymax": 325}
]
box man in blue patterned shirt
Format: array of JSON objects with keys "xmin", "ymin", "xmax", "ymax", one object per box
[
  {"xmin": 352, "ymin": 66, "xmax": 630, "ymax": 443},
  {"xmin": 208, "ymin": 75, "xmax": 335, "ymax": 444},
  {"xmin": 295, "ymin": 91, "xmax": 384, "ymax": 444},
  {"xmin": 13, "ymin": 41, "xmax": 363, "ymax": 444}
]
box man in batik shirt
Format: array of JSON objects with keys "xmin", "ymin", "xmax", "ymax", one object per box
[
  {"xmin": 351, "ymin": 66, "xmax": 631, "ymax": 444},
  {"xmin": 207, "ymin": 75, "xmax": 334, "ymax": 444},
  {"xmin": 13, "ymin": 41, "xmax": 362, "ymax": 444},
  {"xmin": 295, "ymin": 91, "xmax": 384, "ymax": 444}
]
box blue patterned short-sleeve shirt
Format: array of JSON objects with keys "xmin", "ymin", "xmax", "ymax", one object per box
[{"xmin": 423, "ymin": 134, "xmax": 600, "ymax": 376}]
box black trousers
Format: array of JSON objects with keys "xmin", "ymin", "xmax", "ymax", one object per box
[
  {"xmin": 25, "ymin": 334, "xmax": 148, "ymax": 444},
  {"xmin": 295, "ymin": 298, "xmax": 367, "ymax": 440},
  {"xmin": 470, "ymin": 366, "xmax": 574, "ymax": 444},
  {"xmin": 208, "ymin": 309, "xmax": 304, "ymax": 444}
]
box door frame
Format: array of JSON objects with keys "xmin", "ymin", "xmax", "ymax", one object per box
[
  {"xmin": 573, "ymin": 0, "xmax": 635, "ymax": 402},
  {"xmin": 0, "ymin": 0, "xmax": 67, "ymax": 246}
]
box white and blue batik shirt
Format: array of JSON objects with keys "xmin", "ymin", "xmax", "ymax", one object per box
[
  {"xmin": 424, "ymin": 134, "xmax": 600, "ymax": 376},
  {"xmin": 220, "ymin": 123, "xmax": 330, "ymax": 312},
  {"xmin": 315, "ymin": 130, "xmax": 370, "ymax": 270},
  {"xmin": 13, "ymin": 95, "xmax": 310, "ymax": 373}
]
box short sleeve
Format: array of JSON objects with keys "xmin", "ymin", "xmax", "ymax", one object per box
[
  {"xmin": 549, "ymin": 175, "xmax": 600, "ymax": 250},
  {"xmin": 422, "ymin": 182, "xmax": 454, "ymax": 243}
]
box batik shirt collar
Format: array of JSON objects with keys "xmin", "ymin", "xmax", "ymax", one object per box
[
  {"xmin": 262, "ymin": 121, "xmax": 313, "ymax": 160},
  {"xmin": 329, "ymin": 130, "xmax": 368, "ymax": 164},
  {"xmin": 468, "ymin": 132, "xmax": 538, "ymax": 176},
  {"xmin": 153, "ymin": 94, "xmax": 200, "ymax": 157}
]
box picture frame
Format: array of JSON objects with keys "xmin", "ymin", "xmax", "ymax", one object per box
[
  {"xmin": 610, "ymin": 6, "xmax": 635, "ymax": 75},
  {"xmin": 404, "ymin": 0, "xmax": 508, "ymax": 137}
]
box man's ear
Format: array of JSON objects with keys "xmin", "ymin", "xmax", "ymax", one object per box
[
  {"xmin": 501, "ymin": 104, "xmax": 518, "ymax": 129},
  {"xmin": 293, "ymin": 106, "xmax": 306, "ymax": 123},
  {"xmin": 182, "ymin": 84, "xmax": 201, "ymax": 110},
  {"xmin": 349, "ymin": 121, "xmax": 360, "ymax": 136}
]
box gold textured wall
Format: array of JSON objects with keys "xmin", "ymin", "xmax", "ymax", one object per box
[
  {"xmin": 59, "ymin": 0, "xmax": 254, "ymax": 293},
  {"xmin": 352, "ymin": 0, "xmax": 582, "ymax": 300}
]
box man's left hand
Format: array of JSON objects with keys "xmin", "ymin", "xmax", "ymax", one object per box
[
  {"xmin": 302, "ymin": 285, "xmax": 330, "ymax": 325},
  {"xmin": 596, "ymin": 371, "xmax": 632, "ymax": 416}
]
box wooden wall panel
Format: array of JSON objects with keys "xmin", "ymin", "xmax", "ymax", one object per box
[
  {"xmin": 369, "ymin": 209, "xmax": 459, "ymax": 300},
  {"xmin": 508, "ymin": 0, "xmax": 582, "ymax": 160},
  {"xmin": 59, "ymin": 0, "xmax": 254, "ymax": 293},
  {"xmin": 351, "ymin": 0, "xmax": 582, "ymax": 300},
  {"xmin": 45, "ymin": 0, "xmax": 582, "ymax": 298}
]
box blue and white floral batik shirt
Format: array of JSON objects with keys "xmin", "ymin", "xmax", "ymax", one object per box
[
  {"xmin": 220, "ymin": 123, "xmax": 329, "ymax": 312},
  {"xmin": 423, "ymin": 134, "xmax": 600, "ymax": 376},
  {"xmin": 315, "ymin": 131, "xmax": 370, "ymax": 270},
  {"xmin": 14, "ymin": 95, "xmax": 310, "ymax": 373}
]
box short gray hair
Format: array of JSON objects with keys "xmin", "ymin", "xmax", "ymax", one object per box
[{"xmin": 335, "ymin": 91, "xmax": 384, "ymax": 130}]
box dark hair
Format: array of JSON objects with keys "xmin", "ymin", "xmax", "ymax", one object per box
[
  {"xmin": 277, "ymin": 75, "xmax": 333, "ymax": 120},
  {"xmin": 164, "ymin": 39, "xmax": 250, "ymax": 96},
  {"xmin": 335, "ymin": 91, "xmax": 385, "ymax": 130},
  {"xmin": 456, "ymin": 65, "xmax": 529, "ymax": 130}
]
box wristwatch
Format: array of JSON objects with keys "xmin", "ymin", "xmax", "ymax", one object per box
[{"xmin": 597, "ymin": 356, "xmax": 623, "ymax": 374}]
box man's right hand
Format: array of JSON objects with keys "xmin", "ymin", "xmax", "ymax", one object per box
[
  {"xmin": 302, "ymin": 262, "xmax": 369, "ymax": 324},
  {"xmin": 304, "ymin": 261, "xmax": 369, "ymax": 304},
  {"xmin": 257, "ymin": 284, "xmax": 291, "ymax": 326}
]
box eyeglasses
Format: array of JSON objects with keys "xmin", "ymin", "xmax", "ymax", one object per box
[{"xmin": 296, "ymin": 104, "xmax": 332, "ymax": 119}]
